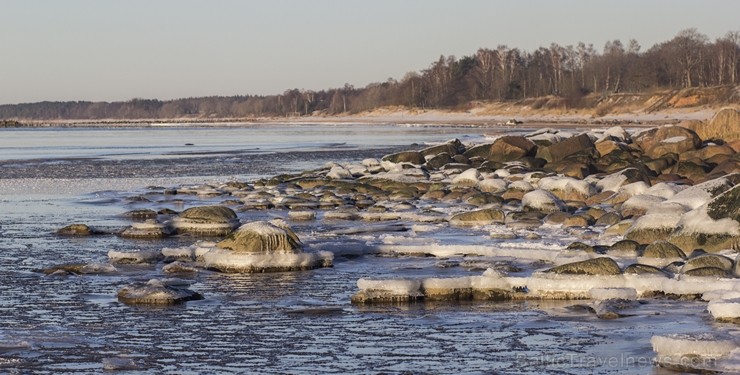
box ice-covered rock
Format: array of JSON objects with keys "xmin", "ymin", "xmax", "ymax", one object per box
[
  {"xmin": 651, "ymin": 334, "xmax": 738, "ymax": 373},
  {"xmin": 478, "ymin": 178, "xmax": 508, "ymax": 194},
  {"xmin": 120, "ymin": 220, "xmax": 173, "ymax": 239},
  {"xmin": 521, "ymin": 189, "xmax": 567, "ymax": 213},
  {"xmin": 117, "ymin": 278, "xmax": 203, "ymax": 305},
  {"xmin": 451, "ymin": 168, "xmax": 481, "ymax": 186},
  {"xmin": 37, "ymin": 262, "xmax": 117, "ymax": 276},
  {"xmin": 708, "ymin": 298, "xmax": 740, "ymax": 322},
  {"xmin": 351, "ymin": 278, "xmax": 424, "ymax": 303},
  {"xmin": 170, "ymin": 205, "xmax": 239, "ymax": 236},
  {"xmin": 216, "ymin": 219, "xmax": 302, "ymax": 253},
  {"xmin": 108, "ymin": 249, "xmax": 161, "ymax": 264},
  {"xmin": 162, "ymin": 261, "xmax": 198, "ymax": 274},
  {"xmin": 202, "ymin": 220, "xmax": 332, "ymax": 272}
]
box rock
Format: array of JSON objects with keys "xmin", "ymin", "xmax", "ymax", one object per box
[
  {"xmin": 521, "ymin": 189, "xmax": 568, "ymax": 213},
  {"xmin": 623, "ymin": 263, "xmax": 669, "ymax": 276},
  {"xmin": 449, "ymin": 208, "xmax": 505, "ymax": 226},
  {"xmin": 682, "ymin": 267, "xmax": 730, "ymax": 277},
  {"xmin": 543, "ymin": 212, "xmax": 571, "ymax": 225},
  {"xmin": 122, "ymin": 209, "xmax": 158, "ymax": 220},
  {"xmin": 36, "ymin": 262, "xmax": 117, "ymax": 275},
  {"xmin": 642, "ymin": 241, "xmax": 687, "ymax": 259},
  {"xmin": 288, "ymin": 211, "xmax": 316, "ymax": 221},
  {"xmin": 120, "ymin": 220, "xmax": 173, "ymax": 239},
  {"xmin": 595, "ymin": 212, "xmax": 622, "ymax": 226},
  {"xmin": 706, "ymin": 184, "xmax": 740, "ymax": 222},
  {"xmin": 546, "ymin": 257, "xmax": 622, "ymax": 276},
  {"xmin": 117, "ymin": 279, "xmax": 203, "ymax": 305},
  {"xmin": 171, "ymin": 205, "xmax": 239, "ymax": 236},
  {"xmin": 681, "ymin": 254, "xmax": 734, "ymax": 273},
  {"xmin": 685, "ymin": 108, "xmax": 740, "ymax": 142},
  {"xmin": 478, "ymin": 178, "xmax": 508, "ymax": 194},
  {"xmin": 420, "ymin": 139, "xmax": 465, "ymax": 158},
  {"xmin": 108, "ymin": 249, "xmax": 161, "ymax": 264},
  {"xmin": 462, "ymin": 143, "xmax": 493, "ymax": 159},
  {"xmin": 634, "ymin": 125, "xmax": 702, "ymax": 158},
  {"xmin": 425, "ymin": 153, "xmax": 454, "ymax": 169},
  {"xmin": 382, "ymin": 151, "xmax": 425, "ymax": 165},
  {"xmin": 536, "ymin": 133, "xmax": 594, "ymax": 163},
  {"xmin": 608, "ymin": 240, "xmax": 641, "ymax": 257},
  {"xmin": 162, "ymin": 261, "xmax": 199, "ymax": 274},
  {"xmin": 563, "ymin": 215, "xmax": 591, "ymax": 227},
  {"xmin": 217, "ymin": 219, "xmax": 302, "ymax": 253},
  {"xmin": 487, "ymin": 136, "xmax": 537, "ymax": 162},
  {"xmin": 57, "ymin": 223, "xmax": 96, "ymax": 236},
  {"xmin": 451, "ymin": 168, "xmax": 481, "ymax": 186}
]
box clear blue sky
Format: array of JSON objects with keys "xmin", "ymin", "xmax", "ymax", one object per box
[{"xmin": 1, "ymin": 0, "xmax": 738, "ymax": 104}]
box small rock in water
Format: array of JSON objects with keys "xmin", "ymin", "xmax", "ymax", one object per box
[
  {"xmin": 117, "ymin": 279, "xmax": 203, "ymax": 305},
  {"xmin": 57, "ymin": 223, "xmax": 96, "ymax": 236},
  {"xmin": 102, "ymin": 357, "xmax": 140, "ymax": 371}
]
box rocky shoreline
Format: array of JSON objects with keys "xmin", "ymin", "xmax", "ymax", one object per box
[{"xmin": 49, "ymin": 108, "xmax": 739, "ymax": 373}]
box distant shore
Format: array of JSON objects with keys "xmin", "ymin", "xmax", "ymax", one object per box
[{"xmin": 0, "ymin": 106, "xmax": 726, "ymax": 129}]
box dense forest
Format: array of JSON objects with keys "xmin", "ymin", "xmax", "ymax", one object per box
[{"xmin": 1, "ymin": 28, "xmax": 738, "ymax": 120}]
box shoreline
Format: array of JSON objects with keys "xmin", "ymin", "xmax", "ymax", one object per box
[{"xmin": 1, "ymin": 106, "xmax": 729, "ymax": 129}]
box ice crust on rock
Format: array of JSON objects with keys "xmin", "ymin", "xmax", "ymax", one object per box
[
  {"xmin": 652, "ymin": 334, "xmax": 739, "ymax": 373},
  {"xmin": 521, "ymin": 189, "xmax": 567, "ymax": 212},
  {"xmin": 202, "ymin": 249, "xmax": 333, "ymax": 273},
  {"xmin": 108, "ymin": 249, "xmax": 160, "ymax": 264},
  {"xmin": 588, "ymin": 287, "xmax": 637, "ymax": 301},
  {"xmin": 708, "ymin": 298, "xmax": 740, "ymax": 320}
]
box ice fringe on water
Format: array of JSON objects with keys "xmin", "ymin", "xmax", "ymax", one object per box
[
  {"xmin": 202, "ymin": 249, "xmax": 333, "ymax": 273},
  {"xmin": 588, "ymin": 287, "xmax": 637, "ymax": 301},
  {"xmin": 707, "ymin": 298, "xmax": 740, "ymax": 321},
  {"xmin": 353, "ymin": 267, "xmax": 740, "ymax": 303},
  {"xmin": 651, "ymin": 334, "xmax": 740, "ymax": 373}
]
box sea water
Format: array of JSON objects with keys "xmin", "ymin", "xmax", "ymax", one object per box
[{"xmin": 0, "ymin": 124, "xmax": 729, "ymax": 374}]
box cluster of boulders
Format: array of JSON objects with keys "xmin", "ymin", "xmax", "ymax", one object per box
[{"xmin": 51, "ymin": 109, "xmax": 739, "ymax": 313}]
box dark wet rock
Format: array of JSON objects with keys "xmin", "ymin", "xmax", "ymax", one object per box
[
  {"xmin": 546, "ymin": 257, "xmax": 622, "ymax": 276},
  {"xmin": 595, "ymin": 212, "xmax": 622, "ymax": 226},
  {"xmin": 122, "ymin": 209, "xmax": 158, "ymax": 221},
  {"xmin": 566, "ymin": 241, "xmax": 591, "ymax": 251},
  {"xmin": 536, "ymin": 133, "xmax": 595, "ymax": 163},
  {"xmin": 682, "ymin": 266, "xmax": 730, "ymax": 277},
  {"xmin": 623, "ymin": 263, "xmax": 670, "ymax": 276},
  {"xmin": 217, "ymin": 219, "xmax": 302, "ymax": 253},
  {"xmin": 644, "ymin": 154, "xmax": 678, "ymax": 175},
  {"xmin": 672, "ymin": 159, "xmax": 712, "ymax": 182},
  {"xmin": 157, "ymin": 208, "xmax": 178, "ymax": 215},
  {"xmin": 117, "ymin": 279, "xmax": 203, "ymax": 305},
  {"xmin": 487, "ymin": 136, "xmax": 537, "ymax": 162},
  {"xmin": 171, "ymin": 205, "xmax": 239, "ymax": 236},
  {"xmin": 449, "ymin": 207, "xmax": 505, "ymax": 226},
  {"xmin": 642, "ymin": 241, "xmax": 687, "ymax": 259},
  {"xmin": 382, "ymin": 150, "xmax": 425, "ymax": 165},
  {"xmin": 36, "ymin": 262, "xmax": 117, "ymax": 275},
  {"xmin": 452, "ymin": 154, "xmax": 470, "ymax": 164},
  {"xmin": 57, "ymin": 223, "xmax": 97, "ymax": 236}
]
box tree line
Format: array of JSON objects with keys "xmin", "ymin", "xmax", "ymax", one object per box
[{"xmin": 1, "ymin": 28, "xmax": 738, "ymax": 120}]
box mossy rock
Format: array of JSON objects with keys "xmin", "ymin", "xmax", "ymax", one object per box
[
  {"xmin": 449, "ymin": 208, "xmax": 505, "ymax": 226},
  {"xmin": 643, "ymin": 241, "xmax": 687, "ymax": 259},
  {"xmin": 546, "ymin": 257, "xmax": 622, "ymax": 276}
]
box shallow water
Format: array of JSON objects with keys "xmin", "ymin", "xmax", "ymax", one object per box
[{"xmin": 0, "ymin": 124, "xmax": 733, "ymax": 374}]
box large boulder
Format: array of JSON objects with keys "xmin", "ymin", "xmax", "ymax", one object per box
[
  {"xmin": 683, "ymin": 108, "xmax": 740, "ymax": 142},
  {"xmin": 205, "ymin": 220, "xmax": 332, "ymax": 273},
  {"xmin": 420, "ymin": 139, "xmax": 465, "ymax": 158},
  {"xmin": 488, "ymin": 136, "xmax": 537, "ymax": 162},
  {"xmin": 546, "ymin": 257, "xmax": 622, "ymax": 276},
  {"xmin": 633, "ymin": 125, "xmax": 701, "ymax": 158},
  {"xmin": 535, "ymin": 133, "xmax": 594, "ymax": 163},
  {"xmin": 382, "ymin": 151, "xmax": 425, "ymax": 165},
  {"xmin": 171, "ymin": 205, "xmax": 239, "ymax": 236},
  {"xmin": 217, "ymin": 219, "xmax": 302, "ymax": 253}
]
